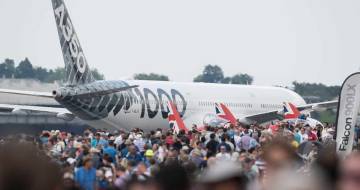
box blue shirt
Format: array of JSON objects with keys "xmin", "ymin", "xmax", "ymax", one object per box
[
  {"xmin": 91, "ymin": 138, "xmax": 108, "ymax": 148},
  {"xmin": 121, "ymin": 147, "xmax": 128, "ymax": 158},
  {"xmin": 91, "ymin": 139, "xmax": 100, "ymax": 148},
  {"xmin": 125, "ymin": 153, "xmax": 143, "ymax": 165},
  {"xmin": 75, "ymin": 167, "xmax": 96, "ymax": 190},
  {"xmin": 294, "ymin": 133, "xmax": 301, "ymax": 144},
  {"xmin": 103, "ymin": 146, "xmax": 117, "ymax": 162}
]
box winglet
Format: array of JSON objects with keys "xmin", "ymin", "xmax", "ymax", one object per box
[
  {"xmin": 167, "ymin": 101, "xmax": 188, "ymax": 134},
  {"xmin": 283, "ymin": 102, "xmax": 301, "ymax": 119},
  {"xmin": 215, "ymin": 103, "xmax": 237, "ymax": 125}
]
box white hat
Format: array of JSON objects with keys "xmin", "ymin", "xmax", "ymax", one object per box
[
  {"xmin": 136, "ymin": 134, "xmax": 142, "ymax": 139},
  {"xmin": 63, "ymin": 172, "xmax": 74, "ymax": 180},
  {"xmin": 67, "ymin": 157, "xmax": 76, "ymax": 165},
  {"xmin": 199, "ymin": 161, "xmax": 244, "ymax": 183},
  {"xmin": 105, "ymin": 170, "xmax": 113, "ymax": 178}
]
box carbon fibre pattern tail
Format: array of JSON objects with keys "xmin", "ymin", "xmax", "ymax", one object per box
[{"xmin": 51, "ymin": 0, "xmax": 94, "ymax": 86}]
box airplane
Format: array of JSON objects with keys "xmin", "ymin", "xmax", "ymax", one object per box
[
  {"xmin": 215, "ymin": 103, "xmax": 237, "ymax": 126},
  {"xmin": 282, "ymin": 102, "xmax": 324, "ymax": 128},
  {"xmin": 0, "ymin": 0, "xmax": 338, "ymax": 132},
  {"xmin": 282, "ymin": 102, "xmax": 301, "ymax": 120},
  {"xmin": 167, "ymin": 102, "xmax": 189, "ymax": 134}
]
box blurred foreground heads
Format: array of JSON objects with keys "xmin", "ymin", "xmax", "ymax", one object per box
[
  {"xmin": 339, "ymin": 152, "xmax": 360, "ymax": 190},
  {"xmin": 198, "ymin": 161, "xmax": 248, "ymax": 190},
  {"xmin": 262, "ymin": 138, "xmax": 334, "ymax": 190},
  {"xmin": 0, "ymin": 143, "xmax": 62, "ymax": 190}
]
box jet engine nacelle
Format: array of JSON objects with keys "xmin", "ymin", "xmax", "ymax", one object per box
[
  {"xmin": 311, "ymin": 105, "xmax": 327, "ymax": 112},
  {"xmin": 203, "ymin": 114, "xmax": 229, "ymax": 127},
  {"xmin": 11, "ymin": 108, "xmax": 27, "ymax": 115},
  {"xmin": 56, "ymin": 113, "xmax": 75, "ymax": 121}
]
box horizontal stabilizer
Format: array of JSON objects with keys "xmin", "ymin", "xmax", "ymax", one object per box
[
  {"xmin": 0, "ymin": 103, "xmax": 71, "ymax": 114},
  {"xmin": 63, "ymin": 85, "xmax": 139, "ymax": 98},
  {"xmin": 0, "ymin": 88, "xmax": 53, "ymax": 98}
]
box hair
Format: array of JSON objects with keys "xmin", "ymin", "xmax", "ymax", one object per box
[
  {"xmin": 0, "ymin": 143, "xmax": 62, "ymax": 190},
  {"xmin": 262, "ymin": 138, "xmax": 297, "ymax": 162},
  {"xmin": 82, "ymin": 156, "xmax": 92, "ymax": 166},
  {"xmin": 155, "ymin": 162, "xmax": 190, "ymax": 190}
]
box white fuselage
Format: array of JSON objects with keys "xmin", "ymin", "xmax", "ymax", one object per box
[{"xmin": 84, "ymin": 80, "xmax": 306, "ymax": 131}]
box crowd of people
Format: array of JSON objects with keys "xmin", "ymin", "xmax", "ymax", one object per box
[{"xmin": 0, "ymin": 119, "xmax": 360, "ymax": 190}]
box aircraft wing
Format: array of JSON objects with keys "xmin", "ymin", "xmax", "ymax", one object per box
[
  {"xmin": 296, "ymin": 100, "xmax": 338, "ymax": 112},
  {"xmin": 243, "ymin": 111, "xmax": 284, "ymax": 124},
  {"xmin": 0, "ymin": 104, "xmax": 73, "ymax": 118},
  {"xmin": 243, "ymin": 100, "xmax": 338, "ymax": 124}
]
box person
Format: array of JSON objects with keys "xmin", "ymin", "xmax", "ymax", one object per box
[
  {"xmin": 298, "ymin": 127, "xmax": 308, "ymax": 143},
  {"xmin": 125, "ymin": 144, "xmax": 143, "ymax": 165},
  {"xmin": 217, "ymin": 136, "xmax": 231, "ymax": 152},
  {"xmin": 91, "ymin": 133, "xmax": 101, "ymax": 148},
  {"xmin": 103, "ymin": 141, "xmax": 117, "ymax": 163},
  {"xmin": 234, "ymin": 130, "xmax": 242, "ymax": 151},
  {"xmin": 293, "ymin": 128, "xmax": 301, "ymax": 144},
  {"xmin": 355, "ymin": 125, "xmax": 360, "ymax": 147},
  {"xmin": 134, "ymin": 133, "xmax": 146, "ymax": 155},
  {"xmin": 216, "ymin": 145, "xmax": 231, "ymax": 161},
  {"xmin": 206, "ymin": 133, "xmax": 219, "ymax": 157},
  {"xmin": 144, "ymin": 149, "xmax": 155, "ymax": 167},
  {"xmin": 199, "ymin": 161, "xmax": 249, "ymax": 190},
  {"xmin": 241, "ymin": 157, "xmax": 258, "ymax": 181},
  {"xmin": 239, "ymin": 129, "xmax": 253, "ymax": 151},
  {"xmin": 339, "ymin": 152, "xmax": 360, "ymax": 190},
  {"xmin": 307, "ymin": 127, "xmax": 318, "ymax": 141},
  {"xmin": 75, "ymin": 157, "xmax": 97, "ymax": 190}
]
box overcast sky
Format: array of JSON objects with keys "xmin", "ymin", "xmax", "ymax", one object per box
[{"xmin": 1, "ymin": 0, "xmax": 360, "ymax": 86}]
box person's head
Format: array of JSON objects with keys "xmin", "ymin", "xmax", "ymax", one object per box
[
  {"xmin": 83, "ymin": 157, "xmax": 93, "ymax": 169},
  {"xmin": 239, "ymin": 152, "xmax": 248, "ymax": 162},
  {"xmin": 145, "ymin": 149, "xmax": 154, "ymax": 159},
  {"xmin": 263, "ymin": 138, "xmax": 297, "ymax": 173},
  {"xmin": 0, "ymin": 143, "xmax": 62, "ymax": 190},
  {"xmin": 128, "ymin": 145, "xmax": 137, "ymax": 155},
  {"xmin": 155, "ymin": 162, "xmax": 189, "ymax": 190},
  {"xmin": 242, "ymin": 157, "xmax": 254, "ymax": 171},
  {"xmin": 300, "ymin": 127, "xmax": 305, "ymax": 134},
  {"xmin": 210, "ymin": 133, "xmax": 216, "ymax": 140},
  {"xmin": 116, "ymin": 165, "xmax": 126, "ymax": 177},
  {"xmin": 125, "ymin": 139, "xmax": 132, "ymax": 147},
  {"xmin": 199, "ymin": 161, "xmax": 248, "ymax": 190},
  {"xmin": 95, "ymin": 133, "xmax": 101, "ymax": 140},
  {"xmin": 192, "ymin": 124, "xmax": 197, "ymax": 129},
  {"xmin": 219, "ymin": 145, "xmax": 227, "ymax": 153},
  {"xmin": 339, "ymin": 152, "xmax": 360, "ymax": 190}
]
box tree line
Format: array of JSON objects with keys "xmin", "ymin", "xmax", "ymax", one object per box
[
  {"xmin": 0, "ymin": 58, "xmax": 104, "ymax": 83},
  {"xmin": 0, "ymin": 59, "xmax": 340, "ymax": 103},
  {"xmin": 133, "ymin": 64, "xmax": 340, "ymax": 102},
  {"xmin": 134, "ymin": 65, "xmax": 254, "ymax": 85}
]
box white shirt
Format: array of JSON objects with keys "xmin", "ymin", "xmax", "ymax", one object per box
[
  {"xmin": 298, "ymin": 132, "xmax": 308, "ymax": 143},
  {"xmin": 216, "ymin": 152, "xmax": 231, "ymax": 161},
  {"xmin": 234, "ymin": 135, "xmax": 242, "ymax": 151},
  {"xmin": 114, "ymin": 135, "xmax": 123, "ymax": 146}
]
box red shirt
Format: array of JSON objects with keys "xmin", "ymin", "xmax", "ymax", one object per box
[
  {"xmin": 165, "ymin": 136, "xmax": 174, "ymax": 145},
  {"xmin": 308, "ymin": 131, "xmax": 317, "ymax": 141}
]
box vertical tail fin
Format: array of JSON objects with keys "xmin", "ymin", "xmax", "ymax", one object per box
[
  {"xmin": 51, "ymin": 0, "xmax": 94, "ymax": 86},
  {"xmin": 167, "ymin": 101, "xmax": 188, "ymax": 134},
  {"xmin": 215, "ymin": 103, "xmax": 237, "ymax": 125},
  {"xmin": 283, "ymin": 102, "xmax": 301, "ymax": 119}
]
